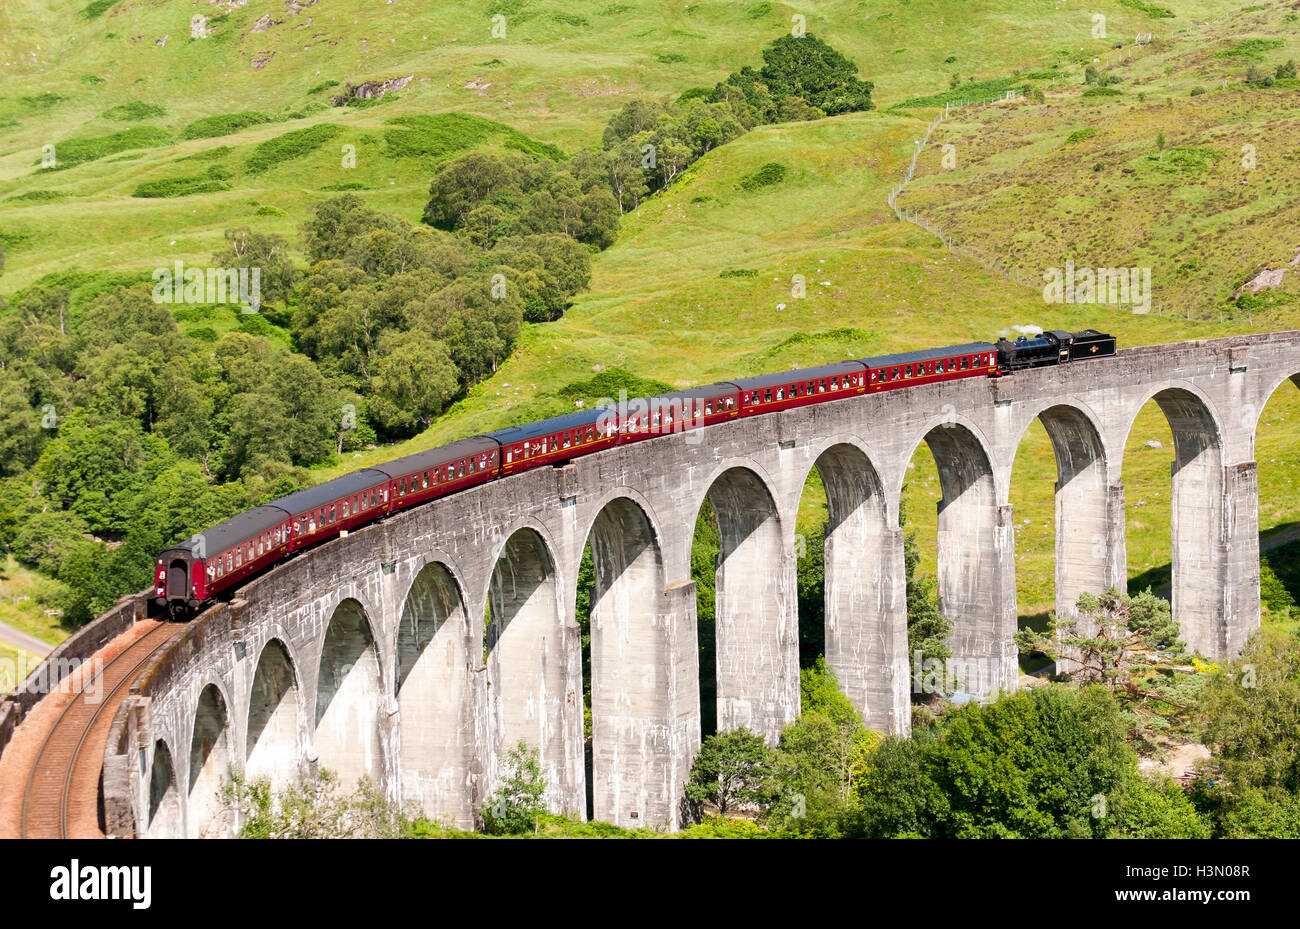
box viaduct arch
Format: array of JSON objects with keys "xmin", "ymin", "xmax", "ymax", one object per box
[{"xmin": 91, "ymin": 332, "xmax": 1298, "ymax": 835}]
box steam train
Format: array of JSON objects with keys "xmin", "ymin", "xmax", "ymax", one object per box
[{"xmin": 154, "ymin": 328, "xmax": 1115, "ymax": 614}]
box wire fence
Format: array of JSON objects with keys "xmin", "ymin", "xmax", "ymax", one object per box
[{"xmin": 887, "ymin": 92, "xmax": 1041, "ymax": 292}]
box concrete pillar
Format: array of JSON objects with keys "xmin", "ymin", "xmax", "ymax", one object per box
[
  {"xmin": 187, "ymin": 684, "xmax": 232, "ymax": 838},
  {"xmin": 312, "ymin": 600, "xmax": 382, "ymax": 788},
  {"xmin": 819, "ymin": 446, "xmax": 909, "ymax": 734},
  {"xmin": 394, "ymin": 563, "xmax": 475, "ymax": 828},
  {"xmin": 1159, "ymin": 390, "xmax": 1227, "ymax": 657},
  {"xmin": 708, "ymin": 469, "xmax": 799, "ymax": 743},
  {"xmin": 486, "ymin": 529, "xmax": 584, "ymax": 815},
  {"xmin": 930, "ymin": 427, "xmax": 1017, "ymax": 698},
  {"xmin": 1222, "ymin": 461, "xmax": 1261, "ymax": 657},
  {"xmin": 587, "ymin": 499, "xmax": 680, "ymax": 829},
  {"xmin": 662, "ymin": 580, "xmax": 702, "ymax": 827}
]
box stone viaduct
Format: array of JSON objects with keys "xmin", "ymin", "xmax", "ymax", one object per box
[{"xmin": 89, "ymin": 332, "xmax": 1298, "ymax": 837}]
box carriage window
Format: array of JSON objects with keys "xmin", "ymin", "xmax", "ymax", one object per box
[
  {"xmin": 961, "ymin": 356, "xmax": 970, "ymax": 370},
  {"xmin": 342, "ymin": 502, "xmax": 350, "ymax": 518},
  {"xmin": 762, "ymin": 389, "xmax": 771, "ymax": 403},
  {"xmin": 775, "ymin": 388, "xmax": 785, "ymax": 401},
  {"xmin": 459, "ymin": 462, "xmax": 466, "ymax": 477},
  {"xmin": 236, "ymin": 549, "xmax": 243, "ymax": 567}
]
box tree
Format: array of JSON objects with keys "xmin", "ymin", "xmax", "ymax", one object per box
[
  {"xmin": 918, "ymin": 684, "xmax": 1132, "ymax": 838},
  {"xmin": 757, "ymin": 34, "xmax": 874, "ymax": 116},
  {"xmin": 1200, "ymin": 626, "xmax": 1300, "ymax": 798},
  {"xmin": 212, "ymin": 227, "xmax": 299, "ymax": 305},
  {"xmin": 1107, "ymin": 774, "xmax": 1210, "ymax": 838},
  {"xmin": 221, "ymin": 769, "xmax": 411, "ymax": 839},
  {"xmin": 301, "ymin": 194, "xmax": 406, "ymax": 264},
  {"xmin": 480, "ymin": 741, "xmax": 548, "ymax": 835},
  {"xmin": 766, "ymin": 660, "xmax": 880, "ymax": 834},
  {"xmin": 684, "ymin": 726, "xmax": 776, "ymax": 819},
  {"xmin": 422, "ymin": 151, "xmax": 524, "ymax": 230},
  {"xmin": 370, "ymin": 331, "xmax": 459, "ymax": 433},
  {"xmin": 1015, "ymin": 588, "xmax": 1184, "ymax": 705}
]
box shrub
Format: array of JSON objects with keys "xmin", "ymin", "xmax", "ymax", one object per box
[
  {"xmin": 1278, "ymin": 59, "xmax": 1298, "ymax": 80},
  {"xmin": 1066, "ymin": 127, "xmax": 1099, "ymax": 144},
  {"xmin": 244, "ymin": 124, "xmax": 341, "ymax": 174},
  {"xmin": 18, "ymin": 92, "xmax": 66, "ymax": 112},
  {"xmin": 480, "ymin": 741, "xmax": 548, "ymax": 835},
  {"xmin": 180, "ymin": 111, "xmax": 274, "ymax": 140},
  {"xmin": 78, "ymin": 0, "xmax": 119, "ymax": 21},
  {"xmin": 132, "ymin": 175, "xmax": 231, "ymax": 198},
  {"xmin": 44, "ymin": 127, "xmax": 172, "ymax": 168},
  {"xmin": 1190, "ymin": 86, "xmax": 1206, "ymax": 96},
  {"xmin": 738, "ymin": 161, "xmax": 787, "ymax": 190},
  {"xmin": 1119, "ymin": 0, "xmax": 1174, "ymax": 17},
  {"xmin": 6, "ymin": 190, "xmax": 66, "ymax": 203},
  {"xmin": 102, "ymin": 101, "xmax": 165, "ymax": 121},
  {"xmin": 1214, "ymin": 38, "xmax": 1284, "ymax": 61}
]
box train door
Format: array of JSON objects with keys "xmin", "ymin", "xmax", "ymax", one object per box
[{"xmin": 167, "ymin": 558, "xmax": 189, "ymax": 598}]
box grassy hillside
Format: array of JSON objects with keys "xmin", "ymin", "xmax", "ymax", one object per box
[
  {"xmin": 897, "ymin": 2, "xmax": 1300, "ymax": 319},
  {"xmin": 2, "ymin": 0, "xmax": 1297, "ymax": 636},
  {"xmin": 0, "ymin": 0, "xmax": 1241, "ymax": 290}
]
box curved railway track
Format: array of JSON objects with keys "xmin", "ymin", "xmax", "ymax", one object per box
[{"xmin": 19, "ymin": 621, "xmax": 183, "ymax": 839}]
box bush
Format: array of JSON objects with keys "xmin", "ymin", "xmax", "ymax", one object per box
[
  {"xmin": 738, "ymin": 161, "xmax": 787, "ymax": 190},
  {"xmin": 102, "ymin": 101, "xmax": 165, "ymax": 121},
  {"xmin": 1277, "ymin": 59, "xmax": 1298, "ymax": 80},
  {"xmin": 1066, "ymin": 127, "xmax": 1099, "ymax": 144},
  {"xmin": 480, "ymin": 741, "xmax": 548, "ymax": 835},
  {"xmin": 244, "ymin": 124, "xmax": 341, "ymax": 174},
  {"xmin": 180, "ymin": 111, "xmax": 274, "ymax": 140},
  {"xmin": 684, "ymin": 727, "xmax": 777, "ymax": 819},
  {"xmin": 78, "ymin": 0, "xmax": 119, "ymax": 21},
  {"xmin": 1214, "ymin": 38, "xmax": 1284, "ymax": 61},
  {"xmin": 43, "ymin": 127, "xmax": 172, "ymax": 168},
  {"xmin": 132, "ymin": 175, "xmax": 231, "ymax": 198},
  {"xmin": 1190, "ymin": 86, "xmax": 1206, "ymax": 96}
]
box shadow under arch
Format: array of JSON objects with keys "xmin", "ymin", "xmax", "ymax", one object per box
[
  {"xmin": 904, "ymin": 420, "xmax": 1014, "ymax": 699},
  {"xmin": 395, "ymin": 560, "xmax": 474, "ymax": 828},
  {"xmin": 697, "ymin": 466, "xmax": 797, "ymax": 743},
  {"xmin": 188, "ymin": 683, "xmax": 232, "ymax": 837},
  {"xmin": 1019, "ymin": 403, "xmax": 1118, "ymax": 623},
  {"xmin": 486, "ymin": 527, "xmax": 581, "ymax": 814},
  {"xmin": 313, "ymin": 598, "xmax": 382, "ymax": 787},
  {"xmin": 802, "ymin": 441, "xmax": 907, "ymax": 734},
  {"xmin": 1121, "ymin": 385, "xmax": 1227, "ymax": 656},
  {"xmin": 246, "ymin": 638, "xmax": 302, "ymax": 794},
  {"xmin": 146, "ymin": 740, "xmax": 181, "ymax": 839}
]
